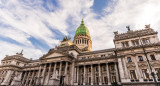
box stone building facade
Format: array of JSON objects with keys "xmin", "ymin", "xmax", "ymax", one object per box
[{"xmin": 0, "ymin": 21, "xmax": 160, "ymax": 86}]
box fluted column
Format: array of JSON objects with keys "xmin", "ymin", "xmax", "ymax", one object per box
[
  {"xmin": 98, "ymin": 64, "xmax": 102, "ymax": 85},
  {"xmin": 36, "ymin": 65, "xmax": 42, "ymax": 85},
  {"xmin": 59, "ymin": 62, "xmax": 62, "ymax": 77},
  {"xmin": 106, "ymin": 63, "xmax": 111, "ymax": 85},
  {"xmin": 91, "ymin": 65, "xmax": 93, "ymax": 85},
  {"xmin": 83, "ymin": 65, "xmax": 86, "ymax": 85}
]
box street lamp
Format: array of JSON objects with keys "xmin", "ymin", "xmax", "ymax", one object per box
[{"xmin": 138, "ymin": 36, "xmax": 159, "ymax": 86}]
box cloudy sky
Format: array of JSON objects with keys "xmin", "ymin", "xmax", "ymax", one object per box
[{"xmin": 0, "ymin": 0, "xmax": 160, "ymax": 60}]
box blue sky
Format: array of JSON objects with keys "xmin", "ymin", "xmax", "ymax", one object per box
[{"xmin": 0, "ymin": 0, "xmax": 160, "ymax": 60}]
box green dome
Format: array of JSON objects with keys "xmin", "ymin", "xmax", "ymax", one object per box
[{"xmin": 75, "ymin": 19, "xmax": 90, "ymax": 36}]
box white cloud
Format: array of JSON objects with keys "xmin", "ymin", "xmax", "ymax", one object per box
[
  {"xmin": 0, "ymin": 40, "xmax": 43, "ymax": 61},
  {"xmin": 0, "ymin": 0, "xmax": 160, "ymax": 60}
]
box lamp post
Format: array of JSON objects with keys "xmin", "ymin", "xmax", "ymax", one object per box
[{"xmin": 138, "ymin": 36, "xmax": 158, "ymax": 86}]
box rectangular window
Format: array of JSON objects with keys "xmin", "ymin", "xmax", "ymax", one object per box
[
  {"xmin": 132, "ymin": 41, "xmax": 136, "ymax": 46},
  {"xmin": 150, "ymin": 55, "xmax": 156, "ymax": 60},
  {"xmin": 89, "ymin": 67, "xmax": 91, "ymax": 72},
  {"xmin": 142, "ymin": 69, "xmax": 149, "ymax": 79},
  {"xmin": 135, "ymin": 40, "xmax": 139, "ymax": 45},
  {"xmin": 101, "ymin": 54, "xmax": 105, "ymax": 57},
  {"xmin": 103, "ymin": 66, "xmax": 106, "ymax": 71},
  {"xmin": 111, "ymin": 65, "xmax": 114, "ymax": 70},
  {"xmin": 122, "ymin": 42, "xmax": 125, "ymax": 47},
  {"xmin": 126, "ymin": 42, "xmax": 129, "ymax": 47},
  {"xmin": 130, "ymin": 70, "xmax": 137, "ymax": 80},
  {"xmin": 138, "ymin": 56, "xmax": 143, "ymax": 61},
  {"xmin": 127, "ymin": 57, "xmax": 132, "ymax": 62},
  {"xmin": 142, "ymin": 39, "xmax": 150, "ymax": 44},
  {"xmin": 96, "ymin": 67, "xmax": 98, "ymax": 72}
]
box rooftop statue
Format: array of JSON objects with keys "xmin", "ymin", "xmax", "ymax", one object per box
[{"xmin": 145, "ymin": 24, "xmax": 150, "ymax": 28}]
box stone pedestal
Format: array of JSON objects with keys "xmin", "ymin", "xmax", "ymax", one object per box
[{"xmin": 48, "ymin": 78, "xmax": 60, "ymax": 85}]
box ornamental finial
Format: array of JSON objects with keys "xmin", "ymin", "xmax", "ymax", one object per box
[{"xmin": 81, "ymin": 18, "xmax": 84, "ymax": 24}]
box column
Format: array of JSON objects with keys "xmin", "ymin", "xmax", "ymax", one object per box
[
  {"xmin": 29, "ymin": 71, "xmax": 35, "ymax": 85},
  {"xmin": 64, "ymin": 62, "xmax": 68, "ymax": 84},
  {"xmin": 134, "ymin": 56, "xmax": 143, "ymax": 81},
  {"xmin": 118, "ymin": 58, "xmax": 125, "ymax": 82},
  {"xmin": 53, "ymin": 62, "xmax": 57, "ymax": 78},
  {"xmin": 64, "ymin": 62, "xmax": 68, "ymax": 75},
  {"xmin": 1, "ymin": 70, "xmax": 14, "ymax": 85},
  {"xmin": 36, "ymin": 65, "xmax": 42, "ymax": 85},
  {"xmin": 22, "ymin": 72, "xmax": 27, "ymax": 85},
  {"xmin": 91, "ymin": 65, "xmax": 93, "ymax": 85},
  {"xmin": 83, "ymin": 65, "xmax": 86, "ymax": 85},
  {"xmin": 98, "ymin": 64, "xmax": 102, "ymax": 85},
  {"xmin": 59, "ymin": 62, "xmax": 62, "ymax": 77},
  {"xmin": 46, "ymin": 63, "xmax": 52, "ymax": 85},
  {"xmin": 122, "ymin": 57, "xmax": 130, "ymax": 79},
  {"xmin": 25, "ymin": 71, "xmax": 31, "ymax": 86},
  {"xmin": 71, "ymin": 62, "xmax": 75, "ymax": 85},
  {"xmin": 106, "ymin": 63, "xmax": 111, "ymax": 85},
  {"xmin": 77, "ymin": 66, "xmax": 79, "ymax": 84},
  {"xmin": 115, "ymin": 62, "xmax": 120, "ymax": 84},
  {"xmin": 41, "ymin": 64, "xmax": 47, "ymax": 85}
]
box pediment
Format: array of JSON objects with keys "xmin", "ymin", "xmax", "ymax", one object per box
[{"xmin": 45, "ymin": 52, "xmax": 65, "ymax": 58}]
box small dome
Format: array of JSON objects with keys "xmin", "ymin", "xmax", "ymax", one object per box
[{"xmin": 75, "ymin": 19, "xmax": 90, "ymax": 36}]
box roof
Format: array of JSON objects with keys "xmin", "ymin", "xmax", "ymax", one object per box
[
  {"xmin": 2, "ymin": 54, "xmax": 30, "ymax": 62},
  {"xmin": 114, "ymin": 28, "xmax": 158, "ymax": 41},
  {"xmin": 78, "ymin": 48, "xmax": 115, "ymax": 56},
  {"xmin": 75, "ymin": 19, "xmax": 90, "ymax": 36}
]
